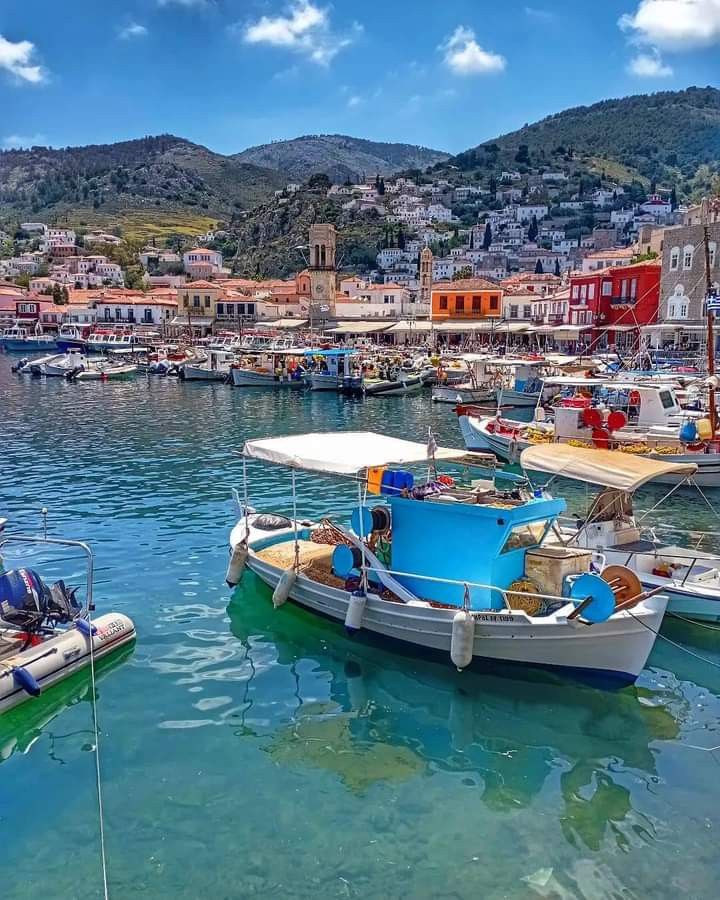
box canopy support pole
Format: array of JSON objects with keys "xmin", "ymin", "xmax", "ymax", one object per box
[
  {"xmin": 242, "ymin": 458, "xmax": 250, "ymax": 546},
  {"xmin": 358, "ymin": 478, "xmax": 368, "ymax": 594},
  {"xmin": 292, "ymin": 470, "xmax": 299, "ymax": 570}
]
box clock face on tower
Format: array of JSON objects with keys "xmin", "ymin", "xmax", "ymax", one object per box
[{"xmin": 316, "ymin": 283, "xmax": 325, "ymax": 296}]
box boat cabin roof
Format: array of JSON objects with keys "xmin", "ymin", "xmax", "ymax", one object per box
[
  {"xmin": 243, "ymin": 431, "xmax": 492, "ymax": 476},
  {"xmin": 520, "ymin": 444, "xmax": 697, "ymax": 491}
]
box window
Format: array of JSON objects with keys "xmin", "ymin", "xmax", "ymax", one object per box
[
  {"xmin": 226, "ymin": 304, "xmax": 234, "ymax": 316},
  {"xmin": 580, "ymin": 284, "xmax": 587, "ymax": 300},
  {"xmin": 620, "ymin": 279, "xmax": 628, "ymax": 298},
  {"xmin": 710, "ymin": 242, "xmax": 717, "ymax": 268},
  {"xmin": 247, "ymin": 303, "xmax": 255, "ymax": 315},
  {"xmin": 183, "ymin": 295, "xmax": 189, "ymax": 307},
  {"xmin": 489, "ymin": 294, "xmax": 499, "ymax": 311},
  {"xmin": 217, "ymin": 303, "xmax": 224, "ymax": 315},
  {"xmin": 501, "ymin": 520, "xmax": 549, "ymax": 554},
  {"xmin": 472, "ymin": 295, "xmax": 481, "ymax": 311},
  {"xmin": 659, "ymin": 390, "xmax": 676, "ymax": 410},
  {"xmin": 509, "ymin": 305, "xmax": 518, "ymax": 318},
  {"xmin": 439, "ymin": 295, "xmax": 448, "ymax": 310},
  {"xmin": 670, "ymin": 247, "xmax": 680, "ymax": 270},
  {"xmin": 571, "ymin": 285, "xmax": 579, "ymax": 299},
  {"xmin": 127, "ymin": 310, "xmax": 135, "ymax": 323},
  {"xmin": 193, "ymin": 296, "xmax": 200, "ymax": 308},
  {"xmin": 588, "ymin": 283, "xmax": 595, "ymax": 300},
  {"xmin": 524, "ymin": 305, "xmax": 532, "ymax": 319},
  {"xmin": 630, "ymin": 278, "xmax": 638, "ymax": 299},
  {"xmin": 204, "ymin": 295, "xmax": 211, "ymax": 308},
  {"xmin": 115, "ymin": 308, "xmax": 121, "ymax": 320},
  {"xmin": 455, "ymin": 296, "xmax": 465, "ymax": 312},
  {"xmin": 683, "ymin": 245, "xmax": 693, "ymax": 270}
]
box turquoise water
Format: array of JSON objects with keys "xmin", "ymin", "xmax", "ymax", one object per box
[{"xmin": 2, "ymin": 357, "xmax": 720, "ymax": 899}]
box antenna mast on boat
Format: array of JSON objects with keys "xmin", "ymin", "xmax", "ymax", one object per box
[{"xmin": 702, "ymin": 198, "xmax": 717, "ymax": 436}]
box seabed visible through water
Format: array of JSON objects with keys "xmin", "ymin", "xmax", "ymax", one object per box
[{"xmin": 2, "ymin": 358, "xmax": 720, "ymax": 899}]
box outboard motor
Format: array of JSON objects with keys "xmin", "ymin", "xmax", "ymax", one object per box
[
  {"xmin": 11, "ymin": 357, "xmax": 28, "ymax": 374},
  {"xmin": 0, "ymin": 568, "xmax": 81, "ymax": 633}
]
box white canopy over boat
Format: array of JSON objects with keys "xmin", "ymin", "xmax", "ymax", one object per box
[
  {"xmin": 243, "ymin": 431, "xmax": 475, "ymax": 475},
  {"xmin": 520, "ymin": 444, "xmax": 698, "ymax": 491}
]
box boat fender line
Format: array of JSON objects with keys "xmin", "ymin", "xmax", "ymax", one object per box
[
  {"xmin": 12, "ymin": 665, "xmax": 41, "ymax": 697},
  {"xmin": 273, "ymin": 567, "xmax": 296, "ymax": 608},
  {"xmin": 450, "ymin": 610, "xmax": 475, "ymax": 671},
  {"xmin": 345, "ymin": 590, "xmax": 367, "ymax": 634},
  {"xmin": 75, "ymin": 618, "xmax": 98, "ymax": 637},
  {"xmin": 226, "ymin": 542, "xmax": 248, "ymax": 587}
]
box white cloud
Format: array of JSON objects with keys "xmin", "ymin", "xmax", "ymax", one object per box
[
  {"xmin": 3, "ymin": 133, "xmax": 47, "ymax": 149},
  {"xmin": 158, "ymin": 0, "xmax": 210, "ymax": 7},
  {"xmin": 524, "ymin": 6, "xmax": 555, "ymax": 21},
  {"xmin": 440, "ymin": 26, "xmax": 506, "ymax": 76},
  {"xmin": 118, "ymin": 22, "xmax": 149, "ymax": 40},
  {"xmin": 239, "ymin": 2, "xmax": 359, "ymax": 66},
  {"xmin": 628, "ymin": 49, "xmax": 673, "ymax": 76},
  {"xmin": 347, "ymin": 95, "xmax": 362, "ymax": 108},
  {"xmin": 0, "ymin": 34, "xmax": 46, "ymax": 84},
  {"xmin": 619, "ymin": 0, "xmax": 720, "ymax": 50}
]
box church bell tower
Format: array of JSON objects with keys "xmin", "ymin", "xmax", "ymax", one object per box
[{"xmin": 308, "ymin": 223, "xmax": 337, "ymax": 311}]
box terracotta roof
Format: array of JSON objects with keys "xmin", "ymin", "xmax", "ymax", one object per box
[
  {"xmin": 183, "ymin": 280, "xmax": 218, "ymax": 289},
  {"xmin": 185, "ymin": 248, "xmax": 220, "ymax": 255}
]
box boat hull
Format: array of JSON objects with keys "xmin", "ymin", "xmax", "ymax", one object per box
[
  {"xmin": 2, "ymin": 339, "xmax": 57, "ymax": 352},
  {"xmin": 245, "ymin": 551, "xmax": 664, "ymax": 683},
  {"xmin": 0, "ymin": 613, "xmax": 136, "ymax": 714},
  {"xmin": 231, "ymin": 368, "xmax": 304, "ymax": 388},
  {"xmin": 364, "ymin": 376, "xmax": 423, "ymax": 397},
  {"xmin": 495, "ymin": 388, "xmax": 541, "ymax": 408},
  {"xmin": 432, "ymin": 385, "xmax": 494, "ymax": 404},
  {"xmin": 180, "ymin": 365, "xmax": 227, "ymax": 381}
]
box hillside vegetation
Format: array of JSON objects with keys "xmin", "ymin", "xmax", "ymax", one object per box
[
  {"xmin": 234, "ymin": 134, "xmax": 450, "ymax": 182},
  {"xmin": 445, "ymin": 87, "xmax": 720, "ymax": 196}
]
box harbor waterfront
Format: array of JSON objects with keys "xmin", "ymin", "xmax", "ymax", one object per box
[{"xmin": 3, "ymin": 358, "xmax": 720, "ymax": 898}]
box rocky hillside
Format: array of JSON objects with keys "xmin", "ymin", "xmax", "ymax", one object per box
[
  {"xmin": 226, "ymin": 185, "xmax": 387, "ymax": 279},
  {"xmin": 0, "ymin": 135, "xmax": 284, "ymax": 221},
  {"xmin": 443, "ymin": 86, "xmax": 720, "ymax": 196},
  {"xmin": 234, "ymin": 134, "xmax": 450, "ymax": 182}
]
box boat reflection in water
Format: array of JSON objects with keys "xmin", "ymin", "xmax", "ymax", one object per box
[
  {"xmin": 0, "ymin": 644, "xmax": 134, "ymax": 767},
  {"xmin": 227, "ymin": 575, "xmax": 688, "ymax": 854}
]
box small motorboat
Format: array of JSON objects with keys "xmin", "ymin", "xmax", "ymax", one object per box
[
  {"xmin": 0, "ymin": 521, "xmax": 135, "ymax": 715},
  {"xmin": 40, "ymin": 351, "xmax": 89, "ymax": 377},
  {"xmin": 363, "ymin": 369, "xmax": 424, "ymax": 397},
  {"xmin": 71, "ymin": 359, "xmax": 138, "ymax": 381},
  {"xmin": 228, "ymin": 431, "xmax": 667, "ymax": 685}
]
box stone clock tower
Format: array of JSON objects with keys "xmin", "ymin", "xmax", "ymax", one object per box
[
  {"xmin": 419, "ymin": 245, "xmax": 433, "ymax": 309},
  {"xmin": 308, "ymin": 223, "xmax": 337, "ymax": 310}
]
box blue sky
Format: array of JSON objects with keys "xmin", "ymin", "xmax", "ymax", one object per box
[{"xmin": 0, "ymin": 1, "xmax": 718, "ymax": 155}]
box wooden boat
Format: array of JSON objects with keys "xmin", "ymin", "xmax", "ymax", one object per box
[{"xmin": 227, "ymin": 431, "xmax": 667, "ymax": 684}]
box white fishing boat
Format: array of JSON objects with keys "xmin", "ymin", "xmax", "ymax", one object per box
[
  {"xmin": 520, "ymin": 444, "xmax": 720, "ymax": 623},
  {"xmin": 71, "ymin": 359, "xmax": 138, "ymax": 381},
  {"xmin": 432, "ymin": 354, "xmax": 497, "ymax": 405},
  {"xmin": 230, "ymin": 349, "xmax": 307, "ymax": 388},
  {"xmin": 0, "ymin": 522, "xmax": 135, "ymax": 715},
  {"xmin": 40, "ymin": 351, "xmax": 89, "ymax": 377},
  {"xmin": 11, "ymin": 353, "xmax": 64, "ymax": 375},
  {"xmin": 457, "ymin": 380, "xmax": 720, "ymax": 486},
  {"xmin": 228, "ymin": 431, "xmax": 667, "ymax": 684},
  {"xmin": 179, "ymin": 348, "xmax": 235, "ymax": 381}
]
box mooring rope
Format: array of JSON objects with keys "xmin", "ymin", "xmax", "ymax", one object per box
[{"xmin": 86, "ymin": 609, "xmax": 110, "ymax": 900}]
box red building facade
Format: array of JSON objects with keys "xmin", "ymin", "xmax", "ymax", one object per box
[{"xmin": 569, "ymin": 260, "xmax": 660, "ymax": 349}]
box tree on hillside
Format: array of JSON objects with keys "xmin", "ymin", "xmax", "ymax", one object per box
[
  {"xmin": 307, "ymin": 173, "xmax": 331, "ymax": 192},
  {"xmin": 52, "ymin": 283, "xmax": 63, "ymax": 304},
  {"xmin": 670, "ymin": 186, "xmax": 678, "ymax": 210},
  {"xmin": 528, "ymin": 215, "xmax": 539, "ymax": 242},
  {"xmin": 535, "ymin": 259, "xmax": 544, "ymax": 274},
  {"xmin": 554, "ymin": 258, "xmax": 561, "ymax": 277},
  {"xmin": 469, "ymin": 228, "xmax": 474, "ymax": 250},
  {"xmin": 397, "ymin": 225, "xmax": 405, "ymax": 250},
  {"xmin": 483, "ymin": 222, "xmax": 492, "ymax": 250},
  {"xmin": 452, "ymin": 266, "xmax": 473, "ymax": 281},
  {"xmin": 515, "ymin": 144, "xmax": 530, "ymax": 166}
]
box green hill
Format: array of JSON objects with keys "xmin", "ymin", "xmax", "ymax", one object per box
[
  {"xmin": 0, "ymin": 135, "xmax": 284, "ymax": 223},
  {"xmin": 444, "ymin": 86, "xmax": 720, "ymax": 196}
]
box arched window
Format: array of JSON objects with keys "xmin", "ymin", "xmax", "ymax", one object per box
[
  {"xmin": 314, "ymin": 244, "xmax": 320, "ymax": 267},
  {"xmin": 320, "ymin": 245, "xmax": 326, "ymax": 267},
  {"xmin": 709, "ymin": 241, "xmax": 717, "ymax": 268},
  {"xmin": 683, "ymin": 245, "xmax": 694, "ymax": 270},
  {"xmin": 669, "ymin": 246, "xmax": 680, "ymax": 270}
]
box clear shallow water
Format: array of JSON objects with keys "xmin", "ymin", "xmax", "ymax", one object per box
[{"xmin": 2, "ymin": 357, "xmax": 720, "ymax": 899}]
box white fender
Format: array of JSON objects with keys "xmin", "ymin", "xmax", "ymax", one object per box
[
  {"xmin": 450, "ymin": 610, "xmax": 475, "ymax": 671},
  {"xmin": 226, "ymin": 543, "xmax": 248, "ymax": 587},
  {"xmin": 272, "ymin": 567, "xmax": 296, "ymax": 608},
  {"xmin": 345, "ymin": 592, "xmax": 367, "ymax": 633}
]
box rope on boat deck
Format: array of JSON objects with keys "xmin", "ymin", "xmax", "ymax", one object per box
[
  {"xmin": 86, "ymin": 604, "xmax": 110, "ymax": 900},
  {"xmin": 627, "ymin": 609, "xmax": 720, "ymax": 672},
  {"xmin": 666, "ymin": 612, "xmax": 720, "ymax": 632}
]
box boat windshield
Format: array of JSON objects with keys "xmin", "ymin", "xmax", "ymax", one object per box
[{"xmin": 500, "ymin": 520, "xmax": 550, "ymax": 554}]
